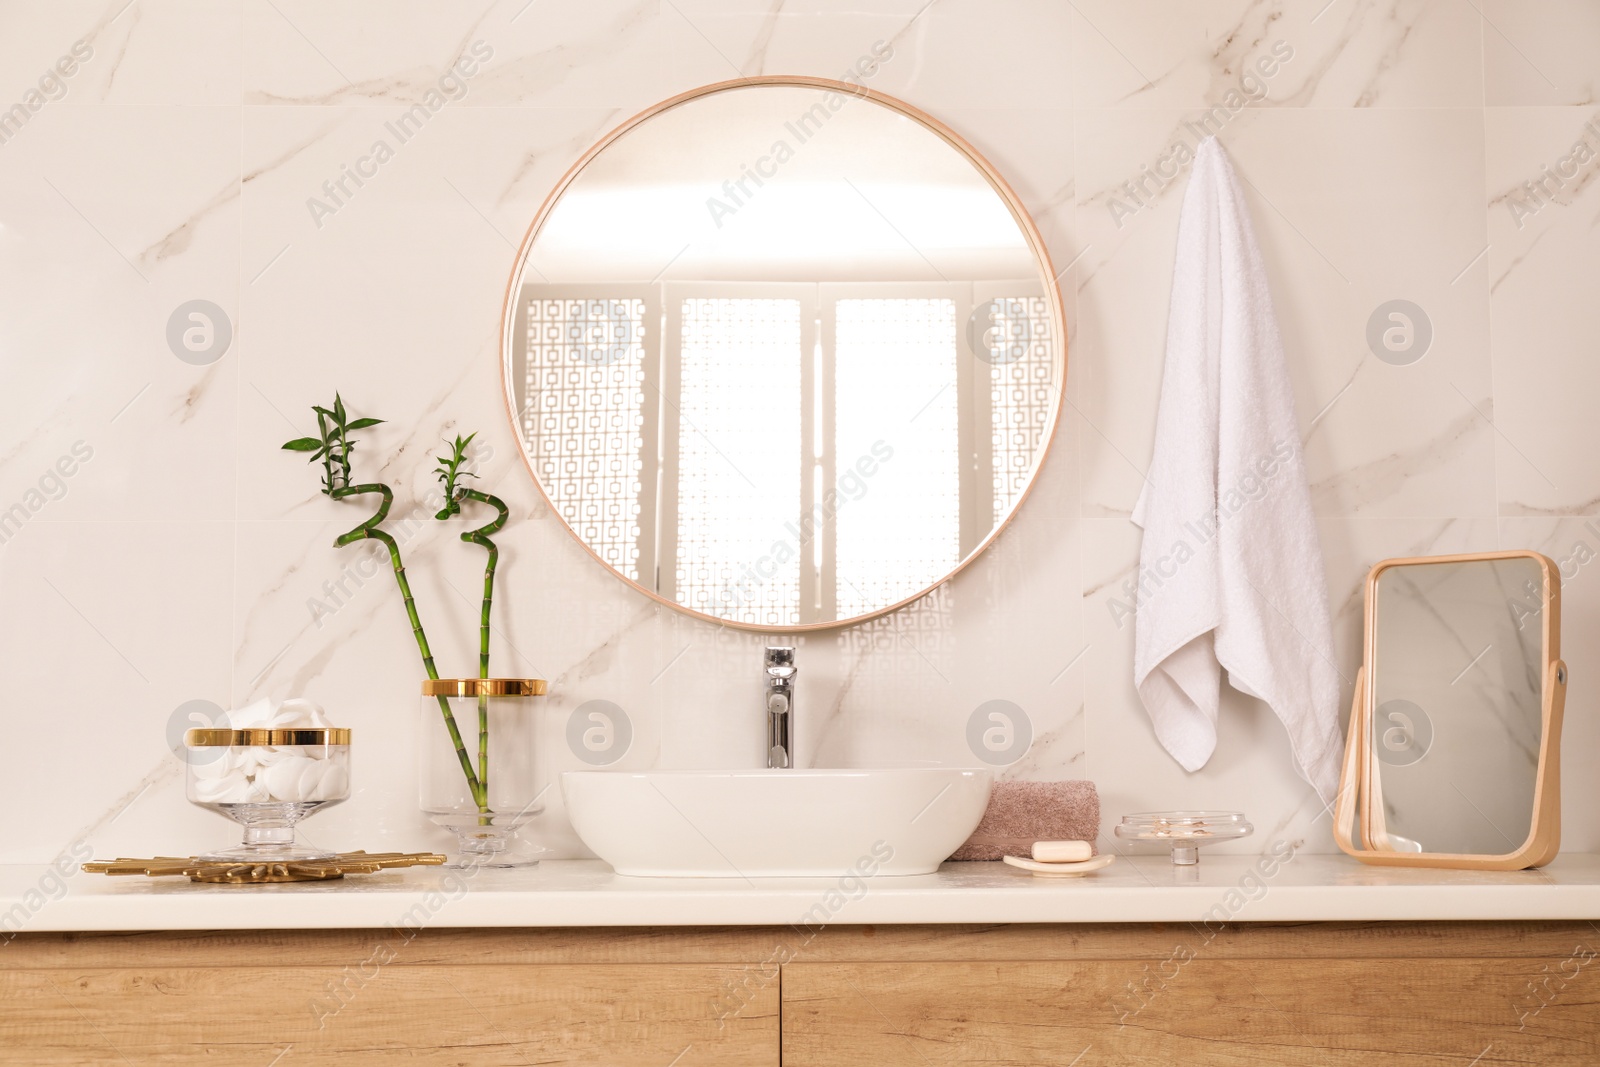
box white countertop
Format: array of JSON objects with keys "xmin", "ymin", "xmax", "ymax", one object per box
[{"xmin": 7, "ymin": 853, "xmax": 1600, "ymax": 932}]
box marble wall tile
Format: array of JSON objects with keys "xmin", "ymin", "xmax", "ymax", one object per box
[
  {"xmin": 0, "ymin": 0, "xmax": 241, "ymax": 106},
  {"xmin": 1071, "ymin": 0, "xmax": 1482, "ymax": 110},
  {"xmin": 1482, "ymin": 0, "xmax": 1600, "ymax": 107},
  {"xmin": 3, "ymin": 2, "xmax": 1598, "ymax": 865},
  {"xmin": 661, "ymin": 0, "xmax": 1072, "ymax": 111},
  {"xmin": 243, "ymin": 0, "xmax": 664, "ymax": 111},
  {"xmin": 0, "ymin": 105, "xmax": 240, "ymax": 522},
  {"xmin": 1484, "ymin": 106, "xmax": 1600, "ymax": 516}
]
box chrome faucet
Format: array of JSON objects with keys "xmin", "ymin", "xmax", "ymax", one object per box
[{"xmin": 764, "ymin": 646, "xmax": 796, "ymax": 769}]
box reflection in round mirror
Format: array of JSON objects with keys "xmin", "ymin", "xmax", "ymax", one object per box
[{"xmin": 500, "ymin": 78, "xmax": 1066, "ymax": 630}]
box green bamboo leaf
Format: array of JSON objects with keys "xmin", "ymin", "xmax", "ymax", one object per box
[
  {"xmin": 346, "ymin": 417, "xmax": 383, "ymax": 430},
  {"xmin": 334, "ymin": 394, "xmax": 347, "ymax": 423},
  {"xmin": 282, "ymin": 437, "xmax": 322, "ymax": 451}
]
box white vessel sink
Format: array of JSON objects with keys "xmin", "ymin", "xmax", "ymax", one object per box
[{"xmin": 561, "ymin": 768, "xmax": 992, "ymax": 877}]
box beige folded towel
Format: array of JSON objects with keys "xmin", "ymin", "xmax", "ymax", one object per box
[{"xmin": 948, "ymin": 780, "xmax": 1100, "ymax": 861}]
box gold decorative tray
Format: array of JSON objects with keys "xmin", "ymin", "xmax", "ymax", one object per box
[{"xmin": 82, "ymin": 851, "xmax": 445, "ymax": 884}]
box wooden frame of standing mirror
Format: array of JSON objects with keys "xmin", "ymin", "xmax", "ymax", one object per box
[
  {"xmin": 1334, "ymin": 551, "xmax": 1567, "ymax": 870},
  {"xmin": 497, "ymin": 76, "xmax": 1068, "ymax": 632}
]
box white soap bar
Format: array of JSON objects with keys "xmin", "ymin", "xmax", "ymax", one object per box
[{"xmin": 1032, "ymin": 840, "xmax": 1093, "ymax": 863}]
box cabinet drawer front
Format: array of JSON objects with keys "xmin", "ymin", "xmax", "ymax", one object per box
[
  {"xmin": 783, "ymin": 959, "xmax": 1598, "ymax": 1066},
  {"xmin": 0, "ymin": 964, "xmax": 776, "ymax": 1067}
]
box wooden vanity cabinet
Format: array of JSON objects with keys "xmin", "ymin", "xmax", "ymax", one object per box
[
  {"xmin": 0, "ymin": 928, "xmax": 779, "ymax": 1066},
  {"xmin": 783, "ymin": 923, "xmax": 1600, "ymax": 1065},
  {"xmin": 4, "ymin": 922, "xmax": 1595, "ymax": 1065}
]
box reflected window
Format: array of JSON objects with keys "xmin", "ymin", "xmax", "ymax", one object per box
[
  {"xmin": 520, "ymin": 297, "xmax": 648, "ymax": 576},
  {"xmin": 515, "ymin": 283, "xmax": 1046, "ymax": 625},
  {"xmin": 834, "ymin": 298, "xmax": 960, "ymax": 620},
  {"xmin": 985, "ymin": 296, "xmax": 1056, "ymax": 523},
  {"xmin": 675, "ymin": 298, "xmax": 803, "ymax": 627}
]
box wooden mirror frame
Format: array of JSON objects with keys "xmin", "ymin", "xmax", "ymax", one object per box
[
  {"xmin": 1334, "ymin": 551, "xmax": 1566, "ymax": 870},
  {"xmin": 496, "ymin": 76, "xmax": 1069, "ymax": 633}
]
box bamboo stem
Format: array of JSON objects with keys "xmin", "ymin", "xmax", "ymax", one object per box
[
  {"xmin": 333, "ymin": 483, "xmax": 484, "ymax": 807},
  {"xmin": 458, "ymin": 487, "xmax": 507, "ymax": 818}
]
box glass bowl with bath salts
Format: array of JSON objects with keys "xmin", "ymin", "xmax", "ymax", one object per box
[{"xmin": 185, "ymin": 725, "xmax": 351, "ymax": 862}]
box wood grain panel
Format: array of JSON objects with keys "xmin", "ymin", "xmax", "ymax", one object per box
[
  {"xmin": 0, "ymin": 964, "xmax": 776, "ymax": 1067},
  {"xmin": 782, "ymin": 959, "xmax": 1600, "ymax": 1066},
  {"xmin": 7, "ymin": 924, "xmax": 1595, "ymax": 1065}
]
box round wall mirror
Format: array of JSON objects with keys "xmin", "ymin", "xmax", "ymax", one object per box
[{"xmin": 500, "ymin": 77, "xmax": 1066, "ymax": 631}]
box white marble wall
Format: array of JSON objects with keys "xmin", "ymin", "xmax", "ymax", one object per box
[{"xmin": 1, "ymin": 0, "xmax": 1596, "ymax": 864}]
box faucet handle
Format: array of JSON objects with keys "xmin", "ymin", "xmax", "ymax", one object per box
[{"xmin": 764, "ymin": 643, "xmax": 796, "ymax": 675}]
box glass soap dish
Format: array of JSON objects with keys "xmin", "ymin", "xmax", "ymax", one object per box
[{"xmin": 1114, "ymin": 811, "xmax": 1252, "ymax": 865}]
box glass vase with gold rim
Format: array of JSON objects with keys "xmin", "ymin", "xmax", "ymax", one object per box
[{"xmin": 420, "ymin": 678, "xmax": 548, "ymax": 867}]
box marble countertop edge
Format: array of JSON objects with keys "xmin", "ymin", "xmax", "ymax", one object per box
[{"xmin": 4, "ymin": 855, "xmax": 1599, "ymax": 932}]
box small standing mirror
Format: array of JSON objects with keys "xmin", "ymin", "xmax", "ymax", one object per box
[{"xmin": 1335, "ymin": 551, "xmax": 1566, "ymax": 870}]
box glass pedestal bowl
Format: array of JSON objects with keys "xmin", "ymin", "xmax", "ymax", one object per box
[
  {"xmin": 185, "ymin": 727, "xmax": 351, "ymax": 862},
  {"xmin": 1114, "ymin": 810, "xmax": 1253, "ymax": 865}
]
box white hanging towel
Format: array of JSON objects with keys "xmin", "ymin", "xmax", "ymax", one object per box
[{"xmin": 1130, "ymin": 136, "xmax": 1342, "ymax": 804}]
